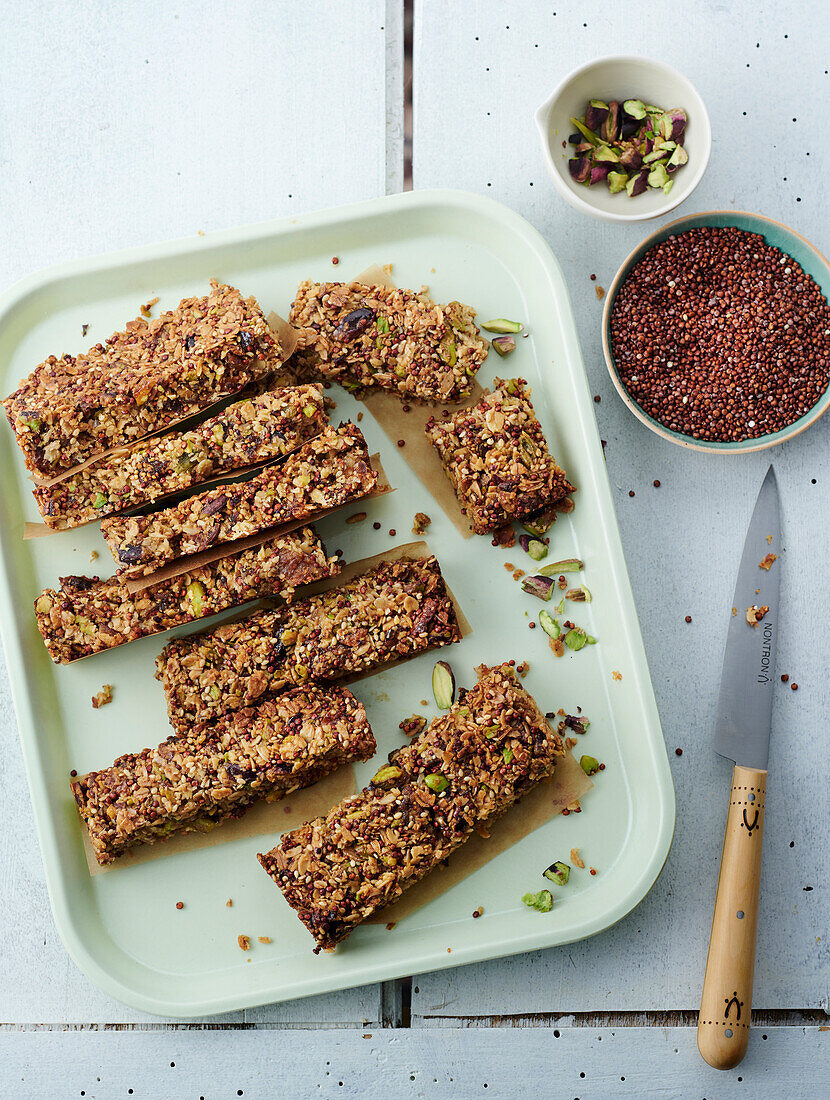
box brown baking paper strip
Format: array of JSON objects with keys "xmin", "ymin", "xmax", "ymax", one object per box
[
  {"xmin": 29, "ymin": 312, "xmax": 301, "ymax": 490},
  {"xmin": 366, "ymin": 751, "xmax": 592, "ymax": 923},
  {"xmin": 80, "ymin": 540, "xmax": 471, "ymax": 874},
  {"xmin": 121, "ymin": 452, "xmax": 393, "ymax": 594}
]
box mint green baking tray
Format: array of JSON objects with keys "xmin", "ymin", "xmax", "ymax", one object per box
[{"xmin": 0, "ymin": 190, "xmax": 674, "ymax": 1017}]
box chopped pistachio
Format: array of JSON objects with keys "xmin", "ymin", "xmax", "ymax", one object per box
[
  {"xmin": 502, "ymin": 746, "xmax": 514, "ymax": 764},
  {"xmin": 491, "ymin": 334, "xmax": 517, "ymax": 357},
  {"xmin": 482, "ymin": 318, "xmax": 522, "ymax": 334},
  {"xmin": 424, "ymin": 773, "xmax": 448, "ymax": 793},
  {"xmin": 521, "ymin": 889, "xmax": 553, "ymax": 913},
  {"xmin": 376, "ymin": 315, "xmax": 390, "ymax": 334},
  {"xmin": 303, "ymin": 403, "xmax": 318, "ymax": 417},
  {"xmin": 539, "ymin": 610, "xmax": 560, "ymax": 639},
  {"xmin": 569, "ymin": 117, "xmax": 602, "ymax": 147},
  {"xmin": 566, "ymin": 585, "xmax": 592, "ymax": 603},
  {"xmin": 537, "ymin": 558, "xmax": 584, "ymax": 577},
  {"xmin": 554, "ymin": 597, "xmax": 564, "ymax": 615},
  {"xmin": 186, "ymin": 580, "xmax": 205, "ymax": 617},
  {"xmin": 564, "ymin": 627, "xmax": 588, "ymax": 651},
  {"xmin": 647, "ymin": 162, "xmax": 671, "ymax": 190},
  {"xmin": 623, "ymin": 99, "xmax": 647, "ymax": 119},
  {"xmin": 25, "ymin": 417, "xmax": 43, "ymax": 432},
  {"xmin": 543, "ymin": 861, "xmax": 570, "ymax": 886},
  {"xmin": 92, "ymin": 491, "xmax": 108, "ymax": 509},
  {"xmin": 580, "ymin": 754, "xmax": 600, "ymax": 776},
  {"xmin": 521, "ymin": 575, "xmax": 555, "ymax": 601},
  {"xmin": 372, "ymin": 764, "xmax": 403, "ymax": 785},
  {"xmin": 440, "ymin": 332, "xmax": 457, "ymax": 366},
  {"xmin": 607, "ymin": 170, "xmax": 629, "ymax": 194},
  {"xmin": 432, "ymin": 660, "xmax": 456, "ymax": 710}
]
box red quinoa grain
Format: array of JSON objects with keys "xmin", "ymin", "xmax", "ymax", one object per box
[{"xmin": 610, "ymin": 227, "xmax": 830, "ymax": 442}]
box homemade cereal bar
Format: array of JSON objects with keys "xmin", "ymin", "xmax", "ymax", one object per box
[
  {"xmin": 101, "ymin": 423, "xmax": 376, "ymax": 572},
  {"xmin": 72, "ymin": 685, "xmax": 375, "ymax": 865},
  {"xmin": 33, "ymin": 385, "xmax": 327, "ymax": 531},
  {"xmin": 425, "ymin": 378, "xmax": 575, "ymax": 534},
  {"xmin": 4, "ymin": 282, "xmax": 284, "ymax": 479},
  {"xmin": 35, "ymin": 528, "xmax": 337, "ymax": 664},
  {"xmin": 289, "ymin": 280, "xmax": 489, "ymax": 403},
  {"xmin": 157, "ymin": 555, "xmax": 460, "ymax": 733},
  {"xmin": 258, "ymin": 664, "xmax": 564, "ymax": 950}
]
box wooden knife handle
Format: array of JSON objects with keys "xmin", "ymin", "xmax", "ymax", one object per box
[{"xmin": 697, "ymin": 764, "xmax": 767, "ymax": 1069}]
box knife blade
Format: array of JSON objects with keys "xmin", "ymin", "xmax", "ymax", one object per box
[
  {"xmin": 698, "ymin": 465, "xmax": 781, "ymax": 1071},
  {"xmin": 713, "ymin": 465, "xmax": 781, "ymax": 770}
]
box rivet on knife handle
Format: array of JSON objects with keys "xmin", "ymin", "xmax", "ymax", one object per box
[{"xmin": 697, "ymin": 764, "xmax": 766, "ymax": 1070}]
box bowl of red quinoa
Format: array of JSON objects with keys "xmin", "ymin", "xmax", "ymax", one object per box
[{"xmin": 603, "ymin": 211, "xmax": 830, "ymax": 452}]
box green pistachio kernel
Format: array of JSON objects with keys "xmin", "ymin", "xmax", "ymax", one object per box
[
  {"xmin": 482, "ymin": 318, "xmax": 523, "ymax": 334},
  {"xmin": 526, "ymin": 538, "xmax": 548, "ymax": 562},
  {"xmin": 424, "ymin": 773, "xmax": 449, "ymax": 793},
  {"xmin": 92, "ymin": 492, "xmax": 108, "ymax": 509},
  {"xmin": 580, "ymin": 754, "xmax": 600, "ymax": 776},
  {"xmin": 440, "ymin": 333, "xmax": 457, "ymax": 367},
  {"xmin": 484, "ymin": 724, "xmax": 501, "ymax": 739},
  {"xmin": 502, "ymin": 747, "xmax": 514, "ymax": 764},
  {"xmin": 25, "ymin": 417, "xmax": 43, "ymax": 432},
  {"xmin": 372, "ymin": 764, "xmax": 403, "ymax": 785},
  {"xmin": 543, "ymin": 861, "xmax": 570, "ymax": 886},
  {"xmin": 187, "ymin": 580, "xmax": 205, "ymax": 617},
  {"xmin": 212, "ymin": 424, "xmax": 224, "ymax": 443},
  {"xmin": 537, "ymin": 558, "xmax": 584, "ymax": 578},
  {"xmin": 539, "ymin": 610, "xmax": 560, "ymax": 639},
  {"xmin": 564, "ymin": 628, "xmax": 588, "ymax": 651},
  {"xmin": 208, "ymin": 684, "xmax": 221, "ymax": 701},
  {"xmin": 35, "ymin": 595, "xmax": 51, "ymax": 615},
  {"xmin": 521, "ymin": 889, "xmax": 553, "ymax": 913},
  {"xmin": 376, "ymin": 316, "xmax": 390, "ymax": 334}
]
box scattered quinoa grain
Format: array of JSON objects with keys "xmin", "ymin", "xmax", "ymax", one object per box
[
  {"xmin": 675, "ymin": 747, "xmax": 683, "ymax": 756},
  {"xmin": 389, "ymin": 528, "xmax": 396, "ymax": 537},
  {"xmin": 373, "ymin": 521, "xmax": 381, "ymax": 529},
  {"xmin": 685, "ymin": 615, "xmax": 692, "ymax": 623},
  {"xmin": 175, "ymin": 901, "xmax": 184, "ymax": 910},
  {"xmin": 791, "ymin": 683, "xmax": 798, "ymax": 691},
  {"xmin": 472, "ymin": 906, "xmax": 483, "ymax": 918},
  {"xmin": 331, "ymin": 256, "xmax": 339, "ymax": 265},
  {"xmin": 589, "ymin": 867, "xmax": 597, "ymax": 875},
  {"xmin": 628, "ymin": 490, "xmax": 635, "ymax": 497},
  {"xmin": 653, "ymin": 479, "xmax": 661, "ymax": 487},
  {"xmin": 70, "ymin": 769, "xmax": 78, "ymax": 777},
  {"xmin": 529, "ymin": 621, "xmax": 536, "ymax": 629},
  {"xmin": 397, "ymin": 439, "xmax": 405, "ymax": 447},
  {"xmin": 781, "ymin": 674, "xmax": 789, "ymax": 682},
  {"xmin": 594, "ymin": 394, "xmax": 601, "ymax": 403}
]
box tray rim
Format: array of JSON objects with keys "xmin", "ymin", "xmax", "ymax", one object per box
[{"xmin": 0, "ymin": 188, "xmax": 676, "ymax": 1017}]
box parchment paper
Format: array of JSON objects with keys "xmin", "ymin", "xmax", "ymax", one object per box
[{"xmin": 367, "ymin": 749, "xmax": 592, "ymax": 923}]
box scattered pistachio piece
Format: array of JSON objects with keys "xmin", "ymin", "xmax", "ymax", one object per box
[
  {"xmin": 564, "ymin": 627, "xmax": 588, "ymax": 651},
  {"xmin": 432, "ymin": 660, "xmax": 456, "ymax": 710},
  {"xmin": 491, "ymin": 334, "xmax": 517, "ymax": 357},
  {"xmin": 537, "ymin": 558, "xmax": 584, "ymax": 577},
  {"xmin": 543, "ymin": 861, "xmax": 570, "ymax": 886},
  {"xmin": 502, "ymin": 746, "xmax": 514, "ymax": 764},
  {"xmin": 521, "ymin": 889, "xmax": 553, "ymax": 913},
  {"xmin": 482, "ymin": 318, "xmax": 522, "ymax": 334},
  {"xmin": 521, "ymin": 575, "xmax": 555, "ymax": 601},
  {"xmin": 424, "ymin": 773, "xmax": 449, "ymax": 794},
  {"xmin": 580, "ymin": 754, "xmax": 600, "ymax": 776},
  {"xmin": 566, "ymin": 585, "xmax": 592, "ymax": 603},
  {"xmin": 92, "ymin": 491, "xmax": 108, "ymax": 509},
  {"xmin": 539, "ymin": 610, "xmax": 560, "ymax": 639},
  {"xmin": 186, "ymin": 580, "xmax": 205, "ymax": 618}
]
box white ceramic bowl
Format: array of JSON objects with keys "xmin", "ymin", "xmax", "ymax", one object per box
[{"xmin": 535, "ymin": 55, "xmax": 711, "ymax": 223}]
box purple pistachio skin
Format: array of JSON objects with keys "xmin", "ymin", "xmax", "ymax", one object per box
[
  {"xmin": 590, "ymin": 163, "xmax": 612, "ymax": 185},
  {"xmin": 629, "ymin": 168, "xmax": 649, "ymax": 196},
  {"xmin": 619, "ymin": 146, "xmax": 643, "ymax": 172},
  {"xmin": 663, "ymin": 108, "xmax": 687, "ymax": 143},
  {"xmin": 584, "ymin": 102, "xmax": 609, "ymax": 131},
  {"xmin": 601, "ymin": 100, "xmax": 621, "ymax": 143},
  {"xmin": 568, "ymin": 157, "xmax": 592, "ymax": 184},
  {"xmin": 521, "ymin": 575, "xmax": 556, "ymax": 601}
]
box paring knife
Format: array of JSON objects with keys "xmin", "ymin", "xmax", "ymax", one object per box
[{"xmin": 697, "ymin": 465, "xmax": 781, "ymax": 1070}]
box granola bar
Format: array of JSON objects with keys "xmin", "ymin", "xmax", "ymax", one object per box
[
  {"xmin": 33, "ymin": 385, "xmax": 327, "ymax": 531},
  {"xmin": 72, "ymin": 685, "xmax": 375, "ymax": 865},
  {"xmin": 258, "ymin": 664, "xmax": 564, "ymax": 950},
  {"xmin": 425, "ymin": 378, "xmax": 575, "ymax": 534},
  {"xmin": 34, "ymin": 528, "xmax": 336, "ymax": 664},
  {"xmin": 289, "ymin": 280, "xmax": 489, "ymax": 403},
  {"xmin": 156, "ymin": 555, "xmax": 460, "ymax": 733},
  {"xmin": 101, "ymin": 423, "xmax": 376, "ymax": 573},
  {"xmin": 4, "ymin": 281, "xmax": 283, "ymax": 479}
]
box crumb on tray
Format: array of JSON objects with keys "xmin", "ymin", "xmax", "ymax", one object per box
[{"xmin": 92, "ymin": 684, "xmax": 113, "ymax": 709}]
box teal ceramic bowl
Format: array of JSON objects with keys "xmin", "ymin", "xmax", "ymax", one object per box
[{"xmin": 602, "ymin": 210, "xmax": 830, "ymax": 453}]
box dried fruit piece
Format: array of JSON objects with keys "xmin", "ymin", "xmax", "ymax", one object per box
[
  {"xmin": 521, "ymin": 575, "xmax": 556, "ymax": 601},
  {"xmin": 491, "ymin": 335, "xmax": 517, "ymax": 357},
  {"xmin": 334, "ymin": 307, "xmax": 375, "ymax": 342},
  {"xmin": 521, "ymin": 889, "xmax": 553, "ymax": 912},
  {"xmin": 432, "ymin": 660, "xmax": 456, "ymax": 709},
  {"xmin": 543, "ymin": 861, "xmax": 570, "ymax": 886},
  {"xmin": 481, "ymin": 318, "xmax": 522, "ymax": 334}
]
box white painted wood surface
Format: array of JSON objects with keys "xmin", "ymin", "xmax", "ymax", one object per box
[
  {"xmin": 0, "ymin": 0, "xmax": 827, "ymax": 1094},
  {"xmin": 411, "ymin": 0, "xmax": 830, "ymax": 1018},
  {"xmin": 1, "ymin": 1026, "xmax": 828, "ymax": 1099}
]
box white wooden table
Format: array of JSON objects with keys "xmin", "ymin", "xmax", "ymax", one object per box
[{"xmin": 0, "ymin": 2, "xmax": 827, "ymax": 1096}]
